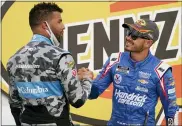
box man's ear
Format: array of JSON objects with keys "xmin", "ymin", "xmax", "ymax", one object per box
[
  {"xmin": 42, "ymin": 21, "xmax": 48, "ymax": 30},
  {"xmin": 145, "ymin": 40, "xmax": 153, "ymax": 48}
]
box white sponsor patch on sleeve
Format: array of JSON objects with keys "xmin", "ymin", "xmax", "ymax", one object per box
[
  {"xmin": 168, "ymin": 88, "xmax": 175, "ymax": 94},
  {"xmin": 155, "ymin": 62, "xmax": 170, "ymax": 79}
]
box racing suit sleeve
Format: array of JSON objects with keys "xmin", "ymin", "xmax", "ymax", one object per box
[
  {"xmin": 7, "ymin": 66, "xmax": 22, "ymax": 126},
  {"xmin": 157, "ymin": 68, "xmax": 179, "ymax": 125},
  {"xmin": 56, "ymin": 54, "xmax": 92, "ymax": 108},
  {"xmin": 89, "ymin": 58, "xmax": 112, "ymax": 99}
]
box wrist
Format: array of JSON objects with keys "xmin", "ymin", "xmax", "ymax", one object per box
[{"xmin": 82, "ymin": 77, "xmax": 92, "ymax": 82}]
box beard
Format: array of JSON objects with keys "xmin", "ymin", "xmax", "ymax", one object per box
[
  {"xmin": 125, "ymin": 45, "xmax": 145, "ymax": 53},
  {"xmin": 55, "ymin": 33, "xmax": 63, "ymax": 44},
  {"xmin": 125, "ymin": 42, "xmax": 145, "ymax": 53},
  {"xmin": 55, "ymin": 35, "xmax": 63, "ymax": 48},
  {"xmin": 125, "ymin": 37, "xmax": 146, "ymax": 52}
]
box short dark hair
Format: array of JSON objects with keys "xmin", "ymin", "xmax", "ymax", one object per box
[{"xmin": 29, "ymin": 2, "xmax": 63, "ymax": 29}]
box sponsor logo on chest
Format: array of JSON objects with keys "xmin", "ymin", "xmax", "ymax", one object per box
[
  {"xmin": 138, "ymin": 71, "xmax": 151, "ymax": 79},
  {"xmin": 114, "ymin": 89, "xmax": 147, "ymax": 107},
  {"xmin": 138, "ymin": 79, "xmax": 149, "ymax": 84},
  {"xmin": 114, "ymin": 74, "xmax": 122, "ymax": 84},
  {"xmin": 135, "ymin": 86, "xmax": 148, "ymax": 93},
  {"xmin": 116, "ymin": 66, "xmax": 129, "ymax": 74}
]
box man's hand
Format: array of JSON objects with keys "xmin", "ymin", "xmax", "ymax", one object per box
[{"xmin": 78, "ymin": 67, "xmax": 93, "ymax": 80}]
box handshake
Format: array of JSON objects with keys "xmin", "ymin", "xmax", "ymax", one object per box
[{"xmin": 78, "ymin": 67, "xmax": 94, "ymax": 80}]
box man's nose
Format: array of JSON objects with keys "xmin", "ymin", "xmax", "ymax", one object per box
[
  {"xmin": 126, "ymin": 35, "xmax": 132, "ymax": 41},
  {"xmin": 62, "ymin": 24, "xmax": 65, "ymax": 30}
]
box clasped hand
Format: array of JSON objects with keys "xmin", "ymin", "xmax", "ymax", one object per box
[{"xmin": 78, "ymin": 67, "xmax": 93, "ymax": 80}]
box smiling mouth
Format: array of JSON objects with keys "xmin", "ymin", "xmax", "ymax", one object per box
[{"xmin": 126, "ymin": 41, "xmax": 134, "ymax": 46}]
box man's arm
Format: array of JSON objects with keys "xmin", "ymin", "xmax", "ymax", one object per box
[
  {"xmin": 7, "ymin": 67, "xmax": 22, "ymax": 126},
  {"xmin": 157, "ymin": 68, "xmax": 179, "ymax": 125},
  {"xmin": 89, "ymin": 57, "xmax": 113, "ymax": 99},
  {"xmin": 56, "ymin": 54, "xmax": 92, "ymax": 108}
]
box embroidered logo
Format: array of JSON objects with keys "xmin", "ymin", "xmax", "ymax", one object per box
[
  {"xmin": 114, "ymin": 74, "xmax": 122, "ymax": 84},
  {"xmin": 139, "ymin": 71, "xmax": 151, "ymax": 79},
  {"xmin": 138, "ymin": 79, "xmax": 148, "ymax": 84},
  {"xmin": 135, "ymin": 86, "xmax": 148, "ymax": 93},
  {"xmin": 115, "ymin": 89, "xmax": 147, "ymax": 107},
  {"xmin": 65, "ymin": 61, "xmax": 75, "ymax": 68},
  {"xmin": 116, "ymin": 66, "xmax": 129, "ymax": 74}
]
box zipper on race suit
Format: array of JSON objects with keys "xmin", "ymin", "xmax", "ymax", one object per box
[{"xmin": 144, "ymin": 110, "xmax": 149, "ymax": 126}]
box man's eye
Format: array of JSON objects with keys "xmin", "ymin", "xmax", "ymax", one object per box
[{"xmin": 131, "ymin": 35, "xmax": 138, "ymax": 40}]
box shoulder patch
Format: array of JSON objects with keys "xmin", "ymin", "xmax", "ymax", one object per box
[
  {"xmin": 100, "ymin": 52, "xmax": 122, "ymax": 79},
  {"xmin": 109, "ymin": 52, "xmax": 121, "ymax": 65},
  {"xmin": 155, "ymin": 61, "xmax": 171, "ymax": 79}
]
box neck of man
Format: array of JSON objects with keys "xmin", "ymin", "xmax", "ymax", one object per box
[
  {"xmin": 33, "ymin": 28, "xmax": 50, "ymax": 39},
  {"xmin": 130, "ymin": 49, "xmax": 149, "ymax": 62}
]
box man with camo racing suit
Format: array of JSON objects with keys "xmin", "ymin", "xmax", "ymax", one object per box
[{"xmin": 7, "ymin": 2, "xmax": 93, "ymax": 126}]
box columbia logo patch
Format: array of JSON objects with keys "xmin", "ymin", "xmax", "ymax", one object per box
[{"xmin": 15, "ymin": 65, "xmax": 40, "ymax": 69}]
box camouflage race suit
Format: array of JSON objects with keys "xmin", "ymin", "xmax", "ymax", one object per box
[{"xmin": 7, "ymin": 34, "xmax": 92, "ymax": 126}]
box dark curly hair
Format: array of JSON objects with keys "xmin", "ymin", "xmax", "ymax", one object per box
[{"xmin": 29, "ymin": 2, "xmax": 63, "ymax": 29}]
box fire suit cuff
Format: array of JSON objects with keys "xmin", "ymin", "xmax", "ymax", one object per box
[{"xmin": 82, "ymin": 77, "xmax": 92, "ymax": 83}]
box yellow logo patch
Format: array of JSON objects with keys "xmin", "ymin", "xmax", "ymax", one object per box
[
  {"xmin": 136, "ymin": 19, "xmax": 146, "ymax": 26},
  {"xmin": 65, "ymin": 61, "xmax": 75, "ymax": 68},
  {"xmin": 138, "ymin": 79, "xmax": 148, "ymax": 84},
  {"xmin": 170, "ymin": 81, "xmax": 175, "ymax": 86}
]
